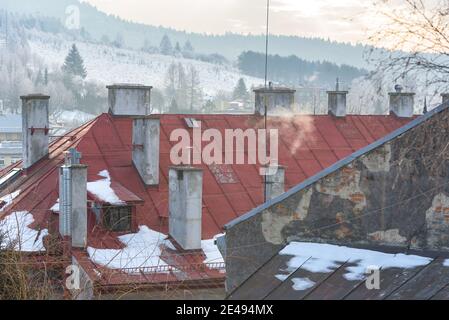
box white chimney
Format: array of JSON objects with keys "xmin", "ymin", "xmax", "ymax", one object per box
[
  {"xmin": 389, "ymin": 85, "xmax": 415, "ymax": 118},
  {"xmin": 59, "ymin": 149, "xmax": 88, "ymax": 249},
  {"xmin": 20, "ymin": 94, "xmax": 50, "ymax": 169},
  {"xmin": 169, "ymin": 166, "xmax": 203, "ymax": 250},
  {"xmin": 254, "ymin": 86, "xmax": 296, "ymax": 116},
  {"xmin": 327, "ymin": 79, "xmax": 348, "ymax": 117},
  {"xmin": 264, "ymin": 165, "xmax": 286, "ymax": 200},
  {"xmin": 107, "ymin": 84, "xmax": 152, "ymax": 116},
  {"xmin": 132, "ymin": 116, "xmax": 160, "ymax": 185}
]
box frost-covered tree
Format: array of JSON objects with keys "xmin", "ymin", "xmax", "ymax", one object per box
[
  {"xmin": 112, "ymin": 33, "xmax": 125, "ymax": 48},
  {"xmin": 232, "ymin": 78, "xmax": 250, "ymax": 101},
  {"xmin": 159, "ymin": 35, "xmax": 173, "ymax": 55},
  {"xmin": 183, "ymin": 40, "xmax": 194, "ymax": 53},
  {"xmin": 62, "ymin": 44, "xmax": 87, "ymax": 79},
  {"xmin": 164, "ymin": 62, "xmax": 188, "ymax": 110},
  {"xmin": 186, "ymin": 65, "xmax": 202, "ymax": 112}
]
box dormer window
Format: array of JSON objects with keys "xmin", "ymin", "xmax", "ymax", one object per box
[{"xmin": 103, "ymin": 205, "xmax": 132, "ymax": 232}]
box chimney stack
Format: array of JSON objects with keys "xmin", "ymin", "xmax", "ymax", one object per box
[
  {"xmin": 107, "ymin": 84, "xmax": 152, "ymax": 116},
  {"xmin": 59, "ymin": 148, "xmax": 88, "ymax": 249},
  {"xmin": 169, "ymin": 166, "xmax": 203, "ymax": 250},
  {"xmin": 254, "ymin": 86, "xmax": 296, "ymax": 116},
  {"xmin": 20, "ymin": 94, "xmax": 50, "ymax": 169},
  {"xmin": 132, "ymin": 116, "xmax": 160, "ymax": 185},
  {"xmin": 327, "ymin": 78, "xmax": 348, "ymax": 117},
  {"xmin": 264, "ymin": 165, "xmax": 285, "ymax": 201},
  {"xmin": 389, "ymin": 85, "xmax": 415, "ymax": 118}
]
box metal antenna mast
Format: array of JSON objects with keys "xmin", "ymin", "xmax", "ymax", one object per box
[{"xmin": 263, "ymin": 0, "xmax": 270, "ymax": 202}]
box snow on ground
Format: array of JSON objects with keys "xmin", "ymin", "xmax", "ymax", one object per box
[
  {"xmin": 0, "ymin": 211, "xmax": 48, "ymax": 252},
  {"xmin": 27, "ymin": 29, "xmax": 264, "ymax": 97},
  {"xmin": 88, "ymin": 226, "xmax": 224, "ymax": 274},
  {"xmin": 275, "ymin": 242, "xmax": 433, "ymax": 288},
  {"xmin": 87, "ymin": 170, "xmax": 124, "ymax": 205}
]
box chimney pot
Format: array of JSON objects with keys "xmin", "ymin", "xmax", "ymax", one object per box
[
  {"xmin": 169, "ymin": 166, "xmax": 203, "ymax": 250},
  {"xmin": 264, "ymin": 165, "xmax": 286, "ymax": 200},
  {"xmin": 389, "ymin": 89, "xmax": 415, "ymax": 118},
  {"xmin": 327, "ymin": 89, "xmax": 348, "ymax": 117},
  {"xmin": 59, "ymin": 149, "xmax": 88, "ymax": 248},
  {"xmin": 254, "ymin": 86, "xmax": 296, "ymax": 116},
  {"xmin": 107, "ymin": 84, "xmax": 152, "ymax": 116},
  {"xmin": 132, "ymin": 116, "xmax": 160, "ymax": 185},
  {"xmin": 20, "ymin": 94, "xmax": 50, "ymax": 169}
]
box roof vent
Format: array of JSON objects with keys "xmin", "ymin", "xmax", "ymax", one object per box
[{"xmin": 184, "ymin": 118, "xmax": 200, "ymax": 128}]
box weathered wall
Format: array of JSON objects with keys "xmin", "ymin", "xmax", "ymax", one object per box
[{"xmin": 225, "ymin": 105, "xmax": 449, "ymax": 293}]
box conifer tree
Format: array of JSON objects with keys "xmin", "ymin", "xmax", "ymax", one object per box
[{"xmin": 62, "ymin": 44, "xmax": 87, "ymax": 79}]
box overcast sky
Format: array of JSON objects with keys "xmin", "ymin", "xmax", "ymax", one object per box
[{"xmin": 82, "ymin": 0, "xmax": 389, "ymax": 43}]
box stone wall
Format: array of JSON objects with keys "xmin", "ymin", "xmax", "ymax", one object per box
[{"xmin": 224, "ymin": 104, "xmax": 449, "ymax": 293}]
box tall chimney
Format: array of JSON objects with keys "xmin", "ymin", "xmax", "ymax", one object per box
[
  {"xmin": 132, "ymin": 116, "xmax": 160, "ymax": 185},
  {"xmin": 107, "ymin": 84, "xmax": 152, "ymax": 116},
  {"xmin": 169, "ymin": 166, "xmax": 203, "ymax": 250},
  {"xmin": 389, "ymin": 85, "xmax": 415, "ymax": 118},
  {"xmin": 264, "ymin": 165, "xmax": 285, "ymax": 201},
  {"xmin": 20, "ymin": 94, "xmax": 50, "ymax": 169},
  {"xmin": 59, "ymin": 148, "xmax": 88, "ymax": 249},
  {"xmin": 327, "ymin": 78, "xmax": 348, "ymax": 117},
  {"xmin": 254, "ymin": 86, "xmax": 296, "ymax": 116}
]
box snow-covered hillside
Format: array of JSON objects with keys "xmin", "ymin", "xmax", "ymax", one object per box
[{"xmin": 26, "ymin": 30, "xmax": 264, "ymax": 97}]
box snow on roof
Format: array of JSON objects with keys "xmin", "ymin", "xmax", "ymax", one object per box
[
  {"xmin": 87, "ymin": 170, "xmax": 125, "ymax": 205},
  {"xmin": 0, "ymin": 190, "xmax": 21, "ymax": 212},
  {"xmin": 87, "ymin": 226, "xmax": 224, "ymax": 274},
  {"xmin": 0, "ymin": 211, "xmax": 48, "ymax": 252},
  {"xmin": 275, "ymin": 242, "xmax": 434, "ymax": 288}
]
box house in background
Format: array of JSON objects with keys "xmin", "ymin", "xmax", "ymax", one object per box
[
  {"xmin": 0, "ymin": 114, "xmax": 22, "ymax": 169},
  {"xmin": 0, "ymin": 84, "xmax": 417, "ymax": 299},
  {"xmin": 223, "ymin": 95, "xmax": 449, "ymax": 300}
]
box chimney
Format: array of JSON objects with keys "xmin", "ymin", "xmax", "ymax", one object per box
[
  {"xmin": 59, "ymin": 148, "xmax": 88, "ymax": 249},
  {"xmin": 389, "ymin": 85, "xmax": 415, "ymax": 118},
  {"xmin": 107, "ymin": 84, "xmax": 152, "ymax": 116},
  {"xmin": 132, "ymin": 116, "xmax": 160, "ymax": 185},
  {"xmin": 169, "ymin": 166, "xmax": 203, "ymax": 250},
  {"xmin": 264, "ymin": 165, "xmax": 285, "ymax": 201},
  {"xmin": 327, "ymin": 78, "xmax": 348, "ymax": 117},
  {"xmin": 254, "ymin": 86, "xmax": 296, "ymax": 116},
  {"xmin": 20, "ymin": 94, "xmax": 50, "ymax": 169},
  {"xmin": 442, "ymin": 93, "xmax": 449, "ymax": 104}
]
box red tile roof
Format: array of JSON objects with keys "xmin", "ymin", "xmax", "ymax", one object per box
[{"xmin": 0, "ymin": 112, "xmax": 414, "ymax": 288}]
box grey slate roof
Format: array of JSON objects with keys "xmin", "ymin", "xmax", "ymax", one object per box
[{"xmin": 227, "ymin": 244, "xmax": 449, "ymax": 300}]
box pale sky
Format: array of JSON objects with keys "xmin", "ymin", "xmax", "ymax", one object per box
[{"xmin": 82, "ymin": 0, "xmax": 389, "ymax": 43}]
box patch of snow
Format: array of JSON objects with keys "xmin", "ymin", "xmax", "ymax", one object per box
[
  {"xmin": 444, "ymin": 260, "xmax": 449, "ymax": 267},
  {"xmin": 202, "ymin": 234, "xmax": 225, "ymax": 265},
  {"xmin": 88, "ymin": 227, "xmax": 224, "ymax": 274},
  {"xmin": 275, "ymin": 274, "xmax": 289, "ymax": 281},
  {"xmin": 291, "ymin": 277, "xmax": 316, "ymax": 291},
  {"xmin": 0, "ymin": 211, "xmax": 48, "ymax": 252},
  {"xmin": 87, "ymin": 226, "xmax": 172, "ymax": 273},
  {"xmin": 50, "ymin": 199, "xmax": 60, "ymax": 212},
  {"xmin": 0, "ymin": 190, "xmax": 21, "ymax": 212},
  {"xmin": 278, "ymin": 242, "xmax": 433, "ymax": 281},
  {"xmin": 87, "ymin": 170, "xmax": 124, "ymax": 205}
]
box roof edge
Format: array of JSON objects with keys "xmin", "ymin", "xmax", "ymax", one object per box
[{"xmin": 224, "ymin": 101, "xmax": 449, "ymax": 230}]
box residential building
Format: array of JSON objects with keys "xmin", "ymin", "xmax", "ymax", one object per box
[
  {"xmin": 223, "ymin": 93, "xmax": 449, "ymax": 300},
  {"xmin": 0, "ymin": 84, "xmax": 415, "ymax": 299}
]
